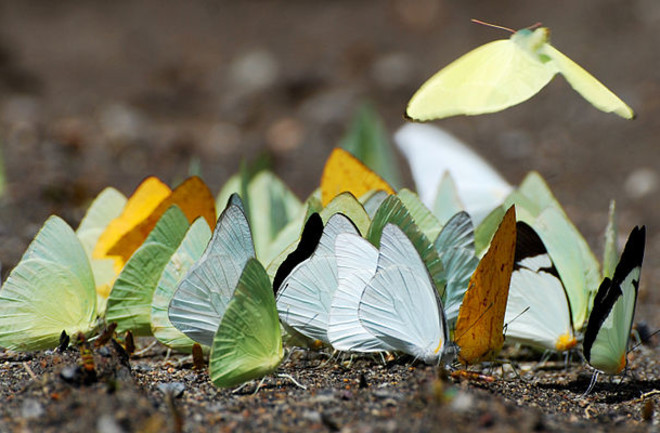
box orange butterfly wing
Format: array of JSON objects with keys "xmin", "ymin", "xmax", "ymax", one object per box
[
  {"xmin": 94, "ymin": 176, "xmax": 216, "ymax": 270},
  {"xmin": 454, "ymin": 205, "xmax": 516, "ymax": 365},
  {"xmin": 320, "ymin": 148, "xmax": 394, "ymax": 206}
]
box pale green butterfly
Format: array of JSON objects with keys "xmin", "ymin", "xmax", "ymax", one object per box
[
  {"xmin": 433, "ymin": 211, "xmax": 479, "ymax": 328},
  {"xmin": 475, "ymin": 171, "xmax": 601, "ymax": 331},
  {"xmin": 151, "ymin": 217, "xmax": 212, "ymax": 352},
  {"xmin": 209, "ymin": 258, "xmax": 283, "ymax": 388},
  {"xmin": 105, "ymin": 205, "xmax": 190, "ymax": 335},
  {"xmin": 406, "ymin": 22, "xmax": 634, "ymax": 121},
  {"xmin": 216, "ymin": 170, "xmax": 303, "ymax": 268},
  {"xmin": 75, "ymin": 187, "xmax": 127, "ymax": 315},
  {"xmin": 0, "ymin": 216, "xmax": 97, "ymax": 351},
  {"xmin": 583, "ymin": 226, "xmax": 645, "ymax": 389}
]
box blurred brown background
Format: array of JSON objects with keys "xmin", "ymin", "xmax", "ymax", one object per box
[{"xmin": 0, "ymin": 0, "xmax": 657, "ymax": 321}]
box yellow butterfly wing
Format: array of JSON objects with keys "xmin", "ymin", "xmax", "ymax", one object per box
[
  {"xmin": 406, "ymin": 38, "xmax": 557, "ymax": 121},
  {"xmin": 93, "ymin": 177, "xmax": 171, "ymax": 262},
  {"xmin": 320, "ymin": 148, "xmax": 394, "ymax": 206},
  {"xmin": 541, "ymin": 44, "xmax": 635, "ymax": 119},
  {"xmin": 95, "ymin": 176, "xmax": 216, "ymax": 270},
  {"xmin": 454, "ymin": 205, "xmax": 516, "ymax": 365}
]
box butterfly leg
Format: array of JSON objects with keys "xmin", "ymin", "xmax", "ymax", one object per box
[
  {"xmin": 252, "ymin": 376, "xmax": 268, "ymax": 395},
  {"xmin": 278, "ymin": 373, "xmax": 307, "ymax": 390},
  {"xmin": 582, "ymin": 370, "xmax": 600, "ymax": 396}
]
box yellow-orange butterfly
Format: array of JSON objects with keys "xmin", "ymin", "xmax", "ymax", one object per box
[
  {"xmin": 454, "ymin": 205, "xmax": 516, "ymax": 365},
  {"xmin": 320, "ymin": 148, "xmax": 395, "ymax": 207},
  {"xmin": 94, "ymin": 176, "xmax": 216, "ymax": 270}
]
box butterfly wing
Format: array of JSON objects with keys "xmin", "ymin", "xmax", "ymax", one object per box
[
  {"xmin": 276, "ymin": 213, "xmax": 359, "ymax": 344},
  {"xmin": 541, "ymin": 44, "xmax": 634, "ymax": 119},
  {"xmin": 320, "ymin": 148, "xmax": 394, "ymax": 206},
  {"xmin": 406, "ymin": 39, "xmax": 557, "ymax": 121},
  {"xmin": 245, "ymin": 171, "xmax": 304, "ymax": 266},
  {"xmin": 359, "ymin": 224, "xmax": 447, "ymax": 364},
  {"xmin": 504, "ymin": 222, "xmax": 576, "ymax": 352},
  {"xmin": 76, "ymin": 187, "xmax": 127, "ymax": 310},
  {"xmin": 97, "ymin": 176, "xmax": 216, "ymax": 268},
  {"xmin": 151, "ymin": 218, "xmax": 212, "ymax": 352},
  {"xmin": 532, "ymin": 206, "xmax": 601, "ymax": 331},
  {"xmin": 209, "ymin": 259, "xmax": 283, "ymax": 388},
  {"xmin": 93, "ymin": 177, "xmax": 171, "ymax": 265},
  {"xmin": 454, "ymin": 206, "xmax": 516, "ymax": 364},
  {"xmin": 169, "ymin": 194, "xmax": 255, "ymax": 347},
  {"xmin": 106, "ymin": 206, "xmax": 190, "ymax": 335},
  {"xmin": 395, "ymin": 124, "xmax": 512, "ymax": 225},
  {"xmin": 583, "ymin": 226, "xmax": 645, "ymax": 374},
  {"xmin": 328, "ymin": 232, "xmax": 394, "ymax": 352},
  {"xmin": 434, "ymin": 211, "xmax": 479, "ymax": 326},
  {"xmin": 0, "ymin": 216, "xmax": 96, "ymax": 351}
]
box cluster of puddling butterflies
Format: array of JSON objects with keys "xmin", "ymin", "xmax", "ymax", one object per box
[{"xmin": 0, "ymin": 24, "xmax": 644, "ymax": 392}]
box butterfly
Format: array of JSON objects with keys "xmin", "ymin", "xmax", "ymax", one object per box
[
  {"xmin": 320, "ymin": 148, "xmax": 395, "ymax": 207},
  {"xmin": 583, "ymin": 226, "xmax": 645, "ymax": 376},
  {"xmin": 433, "ymin": 211, "xmax": 480, "ymax": 328},
  {"xmin": 406, "ymin": 25, "xmax": 634, "ymax": 121},
  {"xmin": 151, "ymin": 217, "xmax": 212, "ymax": 352},
  {"xmin": 328, "ymin": 230, "xmax": 394, "ymax": 353},
  {"xmin": 209, "ymin": 258, "xmax": 284, "ymax": 388},
  {"xmin": 169, "ymin": 194, "xmax": 255, "ymax": 348},
  {"xmin": 395, "ymin": 123, "xmax": 513, "ymax": 226},
  {"xmin": 504, "ymin": 221, "xmax": 576, "ymax": 352},
  {"xmin": 275, "ymin": 212, "xmax": 360, "ymax": 345},
  {"xmin": 75, "ymin": 187, "xmax": 127, "ymax": 313},
  {"xmin": 454, "ymin": 205, "xmax": 516, "ymax": 365},
  {"xmin": 476, "ymin": 171, "xmax": 602, "ymax": 331},
  {"xmin": 330, "ymin": 223, "xmax": 449, "ymax": 363},
  {"xmin": 94, "ymin": 176, "xmax": 216, "ymax": 271},
  {"xmin": 0, "ymin": 216, "xmax": 98, "ymax": 351},
  {"xmin": 105, "ymin": 205, "xmax": 191, "ymax": 335},
  {"xmin": 216, "ymin": 170, "xmax": 304, "ymax": 267},
  {"xmin": 339, "ymin": 103, "xmax": 402, "ymax": 189}
]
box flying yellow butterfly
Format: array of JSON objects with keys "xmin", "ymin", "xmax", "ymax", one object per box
[
  {"xmin": 406, "ymin": 22, "xmax": 634, "ymax": 121},
  {"xmin": 320, "ymin": 148, "xmax": 395, "ymax": 207}
]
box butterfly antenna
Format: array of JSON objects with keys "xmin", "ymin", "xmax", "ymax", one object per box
[
  {"xmin": 630, "ymin": 328, "xmax": 660, "ymax": 353},
  {"xmin": 527, "ymin": 22, "xmax": 543, "ymax": 30},
  {"xmin": 503, "ymin": 306, "xmax": 531, "ymax": 339},
  {"xmin": 470, "ymin": 19, "xmax": 515, "ymax": 34}
]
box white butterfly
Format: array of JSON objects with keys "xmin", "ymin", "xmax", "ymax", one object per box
[
  {"xmin": 168, "ymin": 194, "xmax": 255, "ymax": 347},
  {"xmin": 329, "ymin": 224, "xmax": 450, "ymax": 364},
  {"xmin": 395, "ymin": 123, "xmax": 512, "ymax": 225},
  {"xmin": 275, "ymin": 213, "xmax": 359, "ymax": 345},
  {"xmin": 504, "ymin": 222, "xmax": 576, "ymax": 352}
]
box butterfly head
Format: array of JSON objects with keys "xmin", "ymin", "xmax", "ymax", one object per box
[{"xmin": 511, "ymin": 27, "xmax": 550, "ymax": 56}]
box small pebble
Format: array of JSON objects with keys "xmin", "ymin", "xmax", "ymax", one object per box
[
  {"xmin": 20, "ymin": 399, "xmax": 44, "ymax": 419},
  {"xmin": 157, "ymin": 382, "xmax": 185, "ymax": 398}
]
